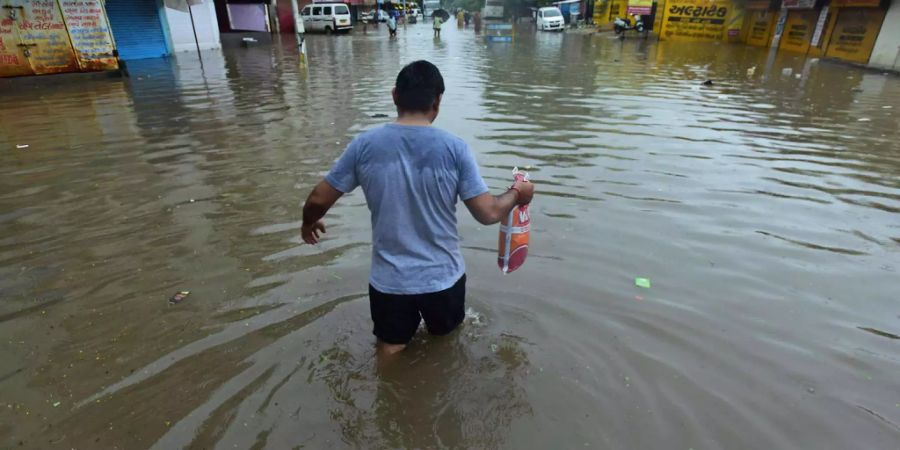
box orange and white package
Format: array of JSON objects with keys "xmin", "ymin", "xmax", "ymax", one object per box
[{"xmin": 498, "ymin": 168, "xmax": 531, "ymax": 274}]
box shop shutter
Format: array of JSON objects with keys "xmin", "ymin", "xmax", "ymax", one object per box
[{"xmin": 105, "ymin": 0, "xmax": 170, "ymax": 60}]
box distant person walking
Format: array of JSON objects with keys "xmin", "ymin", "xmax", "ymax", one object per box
[
  {"xmin": 464, "ymin": 10, "xmax": 471, "ymax": 27},
  {"xmin": 473, "ymin": 11, "xmax": 482, "ymax": 33},
  {"xmin": 457, "ymin": 9, "xmax": 464, "ymax": 28},
  {"xmin": 387, "ymin": 13, "xmax": 397, "ymax": 37},
  {"xmin": 433, "ymin": 14, "xmax": 443, "ymax": 38}
]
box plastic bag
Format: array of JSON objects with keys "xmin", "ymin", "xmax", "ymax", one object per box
[{"xmin": 498, "ymin": 168, "xmax": 531, "ymax": 273}]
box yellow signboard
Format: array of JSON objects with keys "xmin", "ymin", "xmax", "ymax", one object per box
[
  {"xmin": 825, "ymin": 9, "xmax": 886, "ymax": 63},
  {"xmin": 779, "ymin": 10, "xmax": 817, "ymax": 53},
  {"xmin": 746, "ymin": 10, "xmax": 775, "ymax": 47},
  {"xmin": 1, "ymin": 0, "xmax": 116, "ymax": 77},
  {"xmin": 60, "ymin": 0, "xmax": 118, "ymax": 71},
  {"xmin": 660, "ymin": 0, "xmax": 735, "ymax": 42},
  {"xmin": 594, "ymin": 0, "xmax": 608, "ymax": 23},
  {"xmin": 608, "ymin": 0, "xmax": 628, "ymax": 21},
  {"xmin": 9, "ymin": 0, "xmax": 79, "ymax": 75}
]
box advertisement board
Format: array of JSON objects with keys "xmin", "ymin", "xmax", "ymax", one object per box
[
  {"xmin": 824, "ymin": 8, "xmax": 886, "ymax": 63},
  {"xmin": 778, "ymin": 9, "xmax": 817, "ymax": 53},
  {"xmin": 627, "ymin": 0, "xmax": 653, "ymax": 15},
  {"xmin": 746, "ymin": 10, "xmax": 776, "ymax": 47},
  {"xmin": 660, "ymin": 0, "xmax": 734, "ymax": 42}
]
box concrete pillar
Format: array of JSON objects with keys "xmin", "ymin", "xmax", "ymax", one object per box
[{"xmin": 868, "ymin": 2, "xmax": 900, "ymax": 70}]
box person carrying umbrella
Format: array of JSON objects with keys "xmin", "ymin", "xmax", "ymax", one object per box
[{"xmin": 433, "ymin": 12, "xmax": 443, "ymax": 37}]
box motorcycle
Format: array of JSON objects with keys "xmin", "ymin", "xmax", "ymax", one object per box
[{"xmin": 613, "ymin": 15, "xmax": 645, "ymax": 38}]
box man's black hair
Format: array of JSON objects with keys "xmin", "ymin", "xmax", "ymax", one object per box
[{"xmin": 395, "ymin": 60, "xmax": 445, "ymax": 113}]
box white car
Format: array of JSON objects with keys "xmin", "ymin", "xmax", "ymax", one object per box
[
  {"xmin": 536, "ymin": 7, "xmax": 564, "ymax": 31},
  {"xmin": 301, "ymin": 3, "xmax": 352, "ymax": 33},
  {"xmin": 361, "ymin": 10, "xmax": 388, "ymax": 22}
]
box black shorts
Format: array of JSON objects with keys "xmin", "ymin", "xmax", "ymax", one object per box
[{"xmin": 369, "ymin": 275, "xmax": 466, "ymax": 345}]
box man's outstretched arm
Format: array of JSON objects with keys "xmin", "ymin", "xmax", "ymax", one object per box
[
  {"xmin": 464, "ymin": 180, "xmax": 534, "ymax": 225},
  {"xmin": 301, "ymin": 180, "xmax": 344, "ymax": 244}
]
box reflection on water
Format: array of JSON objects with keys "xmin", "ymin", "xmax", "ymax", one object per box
[{"xmin": 1, "ymin": 25, "xmax": 899, "ymax": 449}]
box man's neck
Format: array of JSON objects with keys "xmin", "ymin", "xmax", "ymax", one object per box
[{"xmin": 395, "ymin": 112, "xmax": 433, "ymax": 126}]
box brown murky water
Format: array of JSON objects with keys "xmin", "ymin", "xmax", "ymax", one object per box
[{"xmin": 2, "ymin": 22, "xmax": 899, "ymax": 449}]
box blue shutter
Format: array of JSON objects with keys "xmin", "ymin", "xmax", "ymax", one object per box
[{"xmin": 105, "ymin": 0, "xmax": 170, "ymax": 60}]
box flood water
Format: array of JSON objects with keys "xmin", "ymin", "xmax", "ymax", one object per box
[{"xmin": 1, "ymin": 22, "xmax": 899, "ymax": 449}]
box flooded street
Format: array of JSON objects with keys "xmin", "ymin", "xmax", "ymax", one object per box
[{"xmin": 2, "ymin": 22, "xmax": 899, "ymax": 449}]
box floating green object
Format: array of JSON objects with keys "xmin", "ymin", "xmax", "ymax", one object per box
[{"xmin": 635, "ymin": 277, "xmax": 651, "ymax": 289}]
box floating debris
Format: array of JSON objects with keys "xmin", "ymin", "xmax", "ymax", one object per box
[
  {"xmin": 370, "ymin": 113, "xmax": 389, "ymax": 118},
  {"xmin": 634, "ymin": 277, "xmax": 651, "ymax": 289},
  {"xmin": 701, "ymin": 80, "xmax": 713, "ymax": 86},
  {"xmin": 52, "ymin": 401, "xmax": 61, "ymax": 407},
  {"xmin": 858, "ymin": 118, "xmax": 871, "ymax": 122},
  {"xmin": 858, "ymin": 327, "xmax": 899, "ymax": 340},
  {"xmin": 168, "ymin": 291, "xmax": 190, "ymax": 305},
  {"xmin": 16, "ymin": 144, "xmax": 29, "ymax": 149}
]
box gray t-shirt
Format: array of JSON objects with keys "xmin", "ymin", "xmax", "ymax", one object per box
[{"xmin": 325, "ymin": 124, "xmax": 489, "ymax": 294}]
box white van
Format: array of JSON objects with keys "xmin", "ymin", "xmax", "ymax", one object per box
[
  {"xmin": 536, "ymin": 7, "xmax": 564, "ymax": 31},
  {"xmin": 301, "ymin": 3, "xmax": 352, "ymax": 34}
]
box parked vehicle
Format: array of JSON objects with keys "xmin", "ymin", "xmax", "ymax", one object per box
[
  {"xmin": 301, "ymin": 3, "xmax": 353, "ymax": 34},
  {"xmin": 613, "ymin": 15, "xmax": 645, "ymax": 38},
  {"xmin": 423, "ymin": 0, "xmax": 441, "ymax": 17},
  {"xmin": 482, "ymin": 0, "xmax": 503, "ymax": 19},
  {"xmin": 536, "ymin": 7, "xmax": 564, "ymax": 32},
  {"xmin": 362, "ymin": 9, "xmax": 389, "ymax": 22}
]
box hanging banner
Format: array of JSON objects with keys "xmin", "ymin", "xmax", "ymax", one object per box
[
  {"xmin": 810, "ymin": 5, "xmax": 829, "ymax": 47},
  {"xmin": 770, "ymin": 8, "xmax": 788, "ymax": 47},
  {"xmin": 825, "ymin": 9, "xmax": 886, "ymax": 63},
  {"xmin": 627, "ymin": 0, "xmax": 653, "ymax": 15},
  {"xmin": 660, "ymin": 0, "xmax": 733, "ymax": 42}
]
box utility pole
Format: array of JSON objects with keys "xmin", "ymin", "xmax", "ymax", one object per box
[
  {"xmin": 289, "ymin": 0, "xmax": 307, "ymax": 65},
  {"xmin": 186, "ymin": 0, "xmax": 204, "ymax": 66}
]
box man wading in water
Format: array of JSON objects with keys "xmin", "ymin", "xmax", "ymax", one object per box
[{"xmin": 301, "ymin": 61, "xmax": 534, "ymax": 355}]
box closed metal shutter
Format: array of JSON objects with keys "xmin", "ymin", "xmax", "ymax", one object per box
[{"xmin": 105, "ymin": 0, "xmax": 170, "ymax": 60}]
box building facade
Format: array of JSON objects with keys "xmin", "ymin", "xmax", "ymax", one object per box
[
  {"xmin": 589, "ymin": 0, "xmax": 898, "ymax": 71},
  {"xmin": 1, "ymin": 0, "xmax": 222, "ymax": 78}
]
